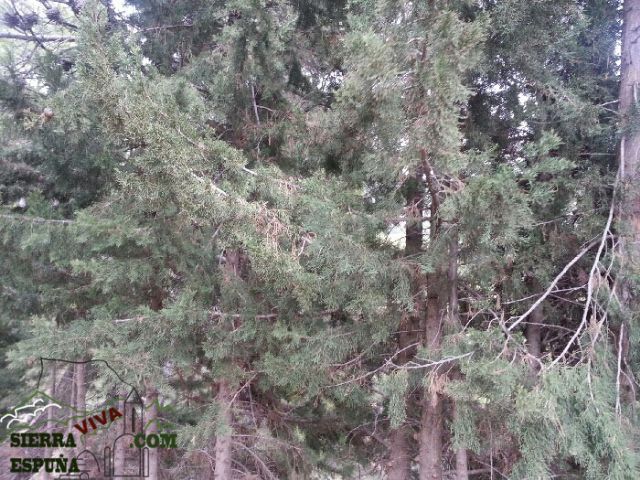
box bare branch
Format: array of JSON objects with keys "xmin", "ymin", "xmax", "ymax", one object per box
[
  {"xmin": 507, "ymin": 237, "xmax": 602, "ymax": 332},
  {"xmin": 616, "ymin": 323, "xmax": 624, "ymax": 419},
  {"xmin": 548, "ymin": 168, "xmax": 620, "ymax": 368}
]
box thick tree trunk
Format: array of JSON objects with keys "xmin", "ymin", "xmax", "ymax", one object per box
[
  {"xmin": 417, "ymin": 153, "xmax": 446, "ymax": 480},
  {"xmin": 418, "ymin": 283, "xmax": 443, "ymax": 480},
  {"xmin": 214, "ymin": 380, "xmax": 233, "ymax": 480},
  {"xmin": 617, "ymin": 0, "xmax": 640, "ymax": 404},
  {"xmin": 418, "ymin": 389, "xmax": 444, "ymax": 480},
  {"xmin": 620, "ymin": 0, "xmax": 640, "ymax": 183}
]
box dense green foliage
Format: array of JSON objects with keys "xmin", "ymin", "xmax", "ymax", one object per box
[{"xmin": 0, "ymin": 0, "xmax": 638, "ymax": 479}]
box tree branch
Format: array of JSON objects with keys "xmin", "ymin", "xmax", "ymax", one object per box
[
  {"xmin": 507, "ymin": 236, "xmax": 602, "ymax": 332},
  {"xmin": 0, "ymin": 33, "xmax": 75, "ymax": 42}
]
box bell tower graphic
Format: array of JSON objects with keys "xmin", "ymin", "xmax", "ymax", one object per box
[{"xmin": 104, "ymin": 387, "xmax": 148, "ymax": 478}]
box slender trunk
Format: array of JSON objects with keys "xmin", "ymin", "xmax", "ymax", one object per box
[
  {"xmin": 75, "ymin": 361, "xmax": 86, "ymax": 416},
  {"xmin": 69, "ymin": 364, "xmax": 76, "ymax": 430},
  {"xmin": 213, "ymin": 250, "xmax": 240, "ymax": 479},
  {"xmin": 525, "ymin": 307, "xmax": 543, "ymax": 377},
  {"xmin": 73, "ymin": 360, "xmax": 88, "ymax": 468},
  {"xmin": 447, "ymin": 230, "xmax": 460, "ymax": 331},
  {"xmin": 113, "ymin": 389, "xmax": 126, "ymax": 476},
  {"xmin": 214, "ymin": 380, "xmax": 233, "ymax": 480},
  {"xmin": 453, "ymin": 403, "xmax": 469, "ymax": 480},
  {"xmin": 39, "ymin": 367, "xmax": 57, "ymax": 480},
  {"xmin": 617, "ymin": 0, "xmax": 640, "ymax": 404},
  {"xmin": 448, "ymin": 229, "xmax": 468, "ymax": 480},
  {"xmin": 146, "ymin": 385, "xmax": 159, "ymax": 480}
]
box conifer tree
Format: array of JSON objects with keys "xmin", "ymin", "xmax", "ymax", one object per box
[{"xmin": 2, "ymin": 1, "xmax": 640, "ymax": 479}]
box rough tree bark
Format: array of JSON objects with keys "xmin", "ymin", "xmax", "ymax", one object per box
[
  {"xmin": 617, "ymin": 0, "xmax": 640, "ymax": 404},
  {"xmin": 418, "ymin": 155, "xmax": 444, "ymax": 480},
  {"xmin": 453, "ymin": 405, "xmax": 469, "ymax": 480},
  {"xmin": 418, "ymin": 276, "xmax": 444, "ymax": 480},
  {"xmin": 620, "ymin": 0, "xmax": 640, "ymax": 189}
]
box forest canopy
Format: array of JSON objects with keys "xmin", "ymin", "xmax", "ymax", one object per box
[{"xmin": 1, "ymin": 0, "xmax": 640, "ymax": 479}]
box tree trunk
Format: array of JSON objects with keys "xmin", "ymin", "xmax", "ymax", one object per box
[
  {"xmin": 113, "ymin": 389, "xmax": 126, "ymax": 476},
  {"xmin": 146, "ymin": 386, "xmax": 160, "ymax": 480},
  {"xmin": 447, "ymin": 229, "xmax": 468, "ymax": 480},
  {"xmin": 418, "ymin": 281, "xmax": 443, "ymax": 480},
  {"xmin": 73, "ymin": 360, "xmax": 89, "ymax": 471},
  {"xmin": 386, "ymin": 171, "xmax": 426, "ymax": 479},
  {"xmin": 388, "ymin": 427, "xmax": 412, "ymax": 480},
  {"xmin": 525, "ymin": 307, "xmax": 543, "ymax": 377},
  {"xmin": 620, "ymin": 0, "xmax": 640, "ymax": 184},
  {"xmin": 213, "ymin": 249, "xmax": 241, "ymax": 480},
  {"xmin": 419, "ymin": 389, "xmax": 444, "ymax": 480},
  {"xmin": 617, "ymin": 0, "xmax": 640, "ymax": 404},
  {"xmin": 75, "ymin": 361, "xmax": 86, "ymax": 416},
  {"xmin": 417, "ymin": 153, "xmax": 446, "ymax": 480},
  {"xmin": 39, "ymin": 367, "xmax": 57, "ymax": 480},
  {"xmin": 452, "ymin": 402, "xmax": 469, "ymax": 480},
  {"xmin": 214, "ymin": 380, "xmax": 233, "ymax": 480}
]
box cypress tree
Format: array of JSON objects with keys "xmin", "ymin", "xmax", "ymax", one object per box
[{"xmin": 1, "ymin": 1, "xmax": 640, "ymax": 479}]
